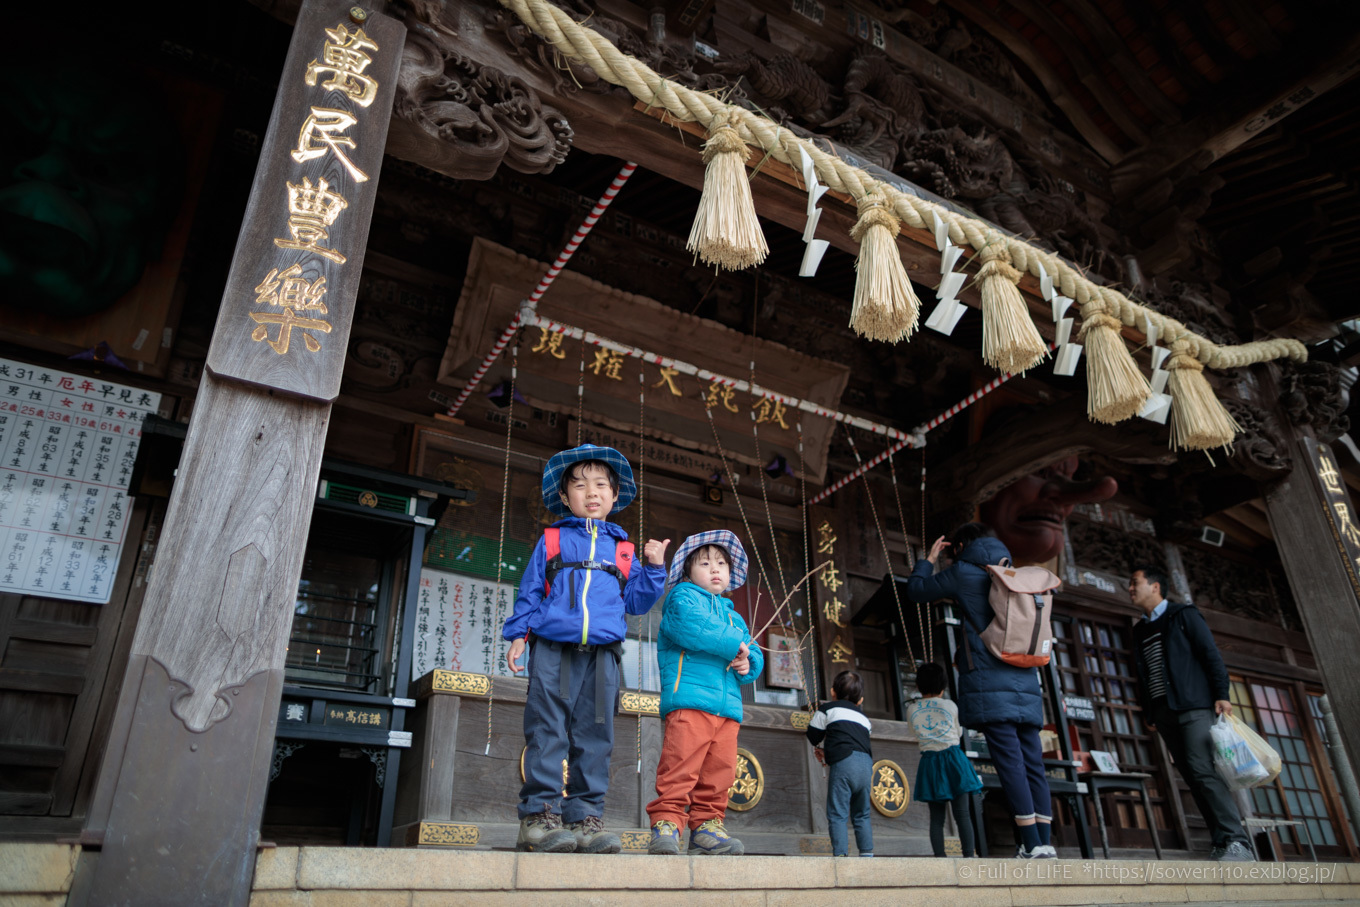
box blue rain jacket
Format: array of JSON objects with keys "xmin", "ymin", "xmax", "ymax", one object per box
[
  {"xmin": 502, "ymin": 517, "xmax": 665, "ymax": 645},
  {"xmin": 657, "ymin": 581, "xmax": 764, "ymax": 722},
  {"xmin": 906, "ymin": 536, "xmax": 1045, "ymax": 728}
]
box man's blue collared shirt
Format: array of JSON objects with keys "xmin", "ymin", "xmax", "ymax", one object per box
[{"xmin": 1145, "ymin": 599, "xmax": 1168, "ymax": 622}]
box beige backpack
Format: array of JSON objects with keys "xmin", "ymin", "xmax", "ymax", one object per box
[{"xmin": 979, "ymin": 559, "xmax": 1062, "ymax": 667}]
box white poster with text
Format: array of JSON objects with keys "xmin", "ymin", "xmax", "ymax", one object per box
[
  {"xmin": 0, "ymin": 359, "xmax": 160, "ymax": 604},
  {"xmin": 413, "ymin": 567, "xmax": 517, "ymax": 680}
]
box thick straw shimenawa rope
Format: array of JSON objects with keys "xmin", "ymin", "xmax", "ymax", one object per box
[
  {"xmin": 849, "ymin": 193, "xmax": 919, "ymax": 341},
  {"xmin": 1166, "ymin": 338, "xmax": 1240, "ymax": 451},
  {"xmin": 687, "ymin": 113, "xmax": 769, "ymax": 270},
  {"xmin": 977, "ymin": 242, "xmax": 1047, "ymax": 373},
  {"xmin": 494, "ymin": 0, "xmax": 1308, "ymax": 384},
  {"xmin": 1077, "ymin": 298, "xmax": 1150, "ymax": 424}
]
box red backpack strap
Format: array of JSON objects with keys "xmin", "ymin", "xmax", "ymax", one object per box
[
  {"xmin": 615, "ymin": 541, "xmax": 634, "ymax": 580},
  {"xmin": 543, "ymin": 528, "xmax": 561, "ymax": 595}
]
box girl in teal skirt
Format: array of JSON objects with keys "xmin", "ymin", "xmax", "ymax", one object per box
[{"xmin": 907, "ymin": 662, "xmax": 984, "ymax": 857}]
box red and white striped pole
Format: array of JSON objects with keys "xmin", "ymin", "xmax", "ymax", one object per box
[
  {"xmin": 446, "ymin": 161, "xmax": 639, "ymax": 419},
  {"xmin": 806, "ymin": 358, "xmax": 1043, "ymax": 506}
]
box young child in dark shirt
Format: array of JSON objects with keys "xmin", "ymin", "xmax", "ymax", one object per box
[{"xmin": 806, "ymin": 670, "xmax": 874, "ymax": 857}]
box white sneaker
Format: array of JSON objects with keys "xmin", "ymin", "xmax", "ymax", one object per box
[{"xmin": 1017, "ymin": 844, "xmax": 1057, "ymax": 859}]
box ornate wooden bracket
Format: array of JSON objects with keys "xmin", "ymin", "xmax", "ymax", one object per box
[{"xmin": 388, "ymin": 28, "xmax": 573, "ymax": 181}]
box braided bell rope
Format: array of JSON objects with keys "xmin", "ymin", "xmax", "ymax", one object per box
[{"xmin": 497, "ymin": 0, "xmax": 1308, "ymax": 372}]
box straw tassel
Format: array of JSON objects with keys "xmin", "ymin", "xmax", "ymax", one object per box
[
  {"xmin": 685, "ymin": 117, "xmax": 768, "ymax": 271},
  {"xmin": 848, "ymin": 193, "xmax": 919, "ymax": 342},
  {"xmin": 977, "ymin": 244, "xmax": 1047, "ymax": 373},
  {"xmin": 1078, "ymin": 301, "xmax": 1150, "ymax": 424},
  {"xmin": 1165, "ymin": 339, "xmax": 1239, "ymax": 450}
]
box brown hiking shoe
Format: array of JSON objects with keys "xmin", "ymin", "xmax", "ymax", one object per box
[
  {"xmin": 566, "ymin": 814, "xmax": 622, "ymax": 854},
  {"xmin": 517, "ymin": 806, "xmax": 577, "ymax": 852}
]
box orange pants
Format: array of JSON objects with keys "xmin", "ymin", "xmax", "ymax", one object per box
[{"xmin": 646, "ymin": 709, "xmax": 740, "ymax": 830}]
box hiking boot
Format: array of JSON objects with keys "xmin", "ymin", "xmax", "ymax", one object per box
[
  {"xmin": 566, "ymin": 814, "xmax": 621, "ymax": 854},
  {"xmin": 517, "ymin": 806, "xmax": 577, "ymax": 853},
  {"xmin": 648, "ymin": 820, "xmax": 681, "ymax": 855},
  {"xmin": 1214, "ymin": 841, "xmax": 1254, "ymax": 862},
  {"xmin": 688, "ymin": 818, "xmax": 744, "ymax": 855}
]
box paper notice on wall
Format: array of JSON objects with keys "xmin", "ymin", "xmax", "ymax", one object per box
[
  {"xmin": 414, "ymin": 567, "xmax": 517, "ymax": 680},
  {"xmin": 0, "ymin": 359, "xmax": 160, "ymax": 604}
]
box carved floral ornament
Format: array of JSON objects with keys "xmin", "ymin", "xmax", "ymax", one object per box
[{"xmin": 476, "ymin": 0, "xmax": 1309, "ymax": 454}]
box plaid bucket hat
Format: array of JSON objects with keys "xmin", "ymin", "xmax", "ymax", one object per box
[
  {"xmin": 541, "ymin": 443, "xmax": 637, "ymax": 518},
  {"xmin": 667, "ymin": 530, "xmax": 749, "ymax": 593}
]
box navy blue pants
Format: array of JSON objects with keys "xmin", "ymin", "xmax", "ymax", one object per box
[
  {"xmin": 827, "ymin": 750, "xmax": 875, "ymax": 856},
  {"xmin": 979, "ymin": 723, "xmax": 1052, "ymax": 821},
  {"xmin": 519, "ymin": 638, "xmax": 620, "ymax": 821}
]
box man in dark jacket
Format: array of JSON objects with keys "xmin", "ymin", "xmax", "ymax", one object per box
[{"xmin": 1129, "ymin": 564, "xmax": 1252, "ymax": 862}]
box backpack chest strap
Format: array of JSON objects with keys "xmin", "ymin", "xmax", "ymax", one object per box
[{"xmin": 544, "ymin": 556, "xmax": 627, "ymax": 594}]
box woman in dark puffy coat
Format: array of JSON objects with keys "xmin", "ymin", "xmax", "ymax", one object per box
[{"xmin": 906, "ymin": 522, "xmax": 1056, "ymax": 859}]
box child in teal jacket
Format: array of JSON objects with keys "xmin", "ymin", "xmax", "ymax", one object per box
[{"xmin": 647, "ymin": 530, "xmax": 764, "ymax": 856}]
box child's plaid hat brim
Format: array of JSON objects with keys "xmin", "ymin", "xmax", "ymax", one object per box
[
  {"xmin": 541, "ymin": 444, "xmax": 637, "ymax": 518},
  {"xmin": 667, "ymin": 530, "xmax": 749, "ymax": 592}
]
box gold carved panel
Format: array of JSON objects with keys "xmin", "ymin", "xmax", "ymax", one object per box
[
  {"xmin": 727, "ymin": 746, "xmax": 764, "ymax": 812},
  {"xmin": 870, "ymin": 759, "xmax": 910, "ymax": 817},
  {"xmin": 619, "ymin": 691, "xmax": 661, "ymax": 715},
  {"xmin": 412, "ymin": 822, "xmax": 479, "ymax": 846},
  {"xmin": 425, "ymin": 670, "xmax": 491, "ymax": 697},
  {"xmin": 619, "ymin": 830, "xmax": 650, "ymax": 852}
]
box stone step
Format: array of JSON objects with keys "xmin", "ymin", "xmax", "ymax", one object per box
[
  {"xmin": 4, "ymin": 842, "xmax": 1357, "ymax": 906},
  {"xmin": 250, "ymin": 848, "xmax": 1356, "ymax": 906}
]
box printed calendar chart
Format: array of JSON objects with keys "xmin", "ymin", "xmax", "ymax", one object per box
[{"xmin": 0, "ymin": 359, "xmax": 161, "ymax": 604}]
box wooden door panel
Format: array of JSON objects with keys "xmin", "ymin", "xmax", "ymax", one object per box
[
  {"xmin": 0, "ymin": 500, "xmax": 152, "ymax": 821},
  {"xmin": 3, "ymin": 638, "xmax": 94, "ymax": 675}
]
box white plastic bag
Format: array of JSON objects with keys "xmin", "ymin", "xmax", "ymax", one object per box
[
  {"xmin": 1231, "ymin": 714, "xmax": 1282, "ymax": 784},
  {"xmin": 1211, "ymin": 714, "xmax": 1271, "ymax": 790}
]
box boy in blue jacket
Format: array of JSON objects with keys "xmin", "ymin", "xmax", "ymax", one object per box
[
  {"xmin": 647, "ymin": 530, "xmax": 763, "ymax": 856},
  {"xmin": 503, "ymin": 444, "xmax": 668, "ymax": 854}
]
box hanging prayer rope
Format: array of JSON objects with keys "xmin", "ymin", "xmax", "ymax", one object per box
[
  {"xmin": 842, "ymin": 426, "xmax": 917, "ymax": 669},
  {"xmin": 487, "ymin": 336, "xmax": 521, "ymax": 755}
]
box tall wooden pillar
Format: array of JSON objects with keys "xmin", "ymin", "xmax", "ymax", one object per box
[
  {"xmin": 75, "ymin": 4, "xmax": 404, "ymax": 904},
  {"xmin": 1262, "ymin": 434, "xmax": 1360, "ymax": 788}
]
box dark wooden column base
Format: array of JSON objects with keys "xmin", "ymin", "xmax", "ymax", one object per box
[{"xmin": 83, "ymin": 657, "xmax": 282, "ymax": 906}]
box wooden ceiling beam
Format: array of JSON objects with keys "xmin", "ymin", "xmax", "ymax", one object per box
[
  {"xmin": 1113, "ymin": 0, "xmax": 1216, "ymax": 97},
  {"xmin": 983, "ymin": 0, "xmax": 1152, "ymax": 144},
  {"xmin": 1174, "ymin": 2, "xmax": 1253, "ymax": 85},
  {"xmin": 1219, "ymin": 0, "xmax": 1282, "ymax": 57},
  {"xmin": 1204, "ymin": 511, "xmax": 1271, "ymax": 548},
  {"xmin": 1110, "ymin": 30, "xmax": 1360, "ymax": 199},
  {"xmin": 1208, "ymin": 176, "xmax": 1349, "ymax": 217},
  {"xmin": 1223, "ymin": 501, "xmax": 1275, "ymax": 540},
  {"xmin": 1056, "ymin": 0, "xmax": 1185, "ymax": 124},
  {"xmin": 945, "ymin": 0, "xmax": 1127, "ymax": 163}
]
